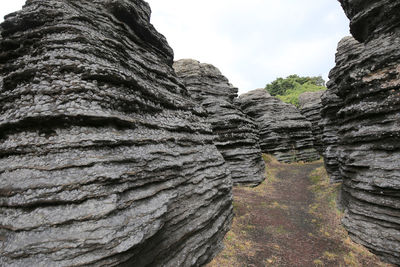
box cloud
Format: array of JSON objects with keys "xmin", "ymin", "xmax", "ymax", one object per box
[
  {"xmin": 0, "ymin": 0, "xmax": 350, "ymax": 94},
  {"xmin": 0, "ymin": 1, "xmax": 24, "ymax": 21},
  {"xmin": 148, "ymin": 0, "xmax": 349, "ymax": 93}
]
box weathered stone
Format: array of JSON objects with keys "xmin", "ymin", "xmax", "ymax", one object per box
[
  {"xmin": 173, "ymin": 59, "xmax": 265, "ymax": 187},
  {"xmin": 237, "ymin": 89, "xmax": 319, "ymax": 163},
  {"xmin": 320, "ymin": 37, "xmax": 364, "ymax": 183},
  {"xmin": 339, "ymin": 0, "xmax": 400, "ymax": 43},
  {"xmin": 0, "ymin": 1, "xmax": 233, "ymax": 266},
  {"xmin": 322, "ymin": 2, "xmax": 400, "ymax": 262},
  {"xmin": 299, "ymin": 91, "xmax": 324, "ymax": 155}
]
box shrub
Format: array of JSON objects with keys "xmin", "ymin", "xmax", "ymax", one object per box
[{"xmin": 265, "ymin": 74, "xmax": 326, "ymax": 107}]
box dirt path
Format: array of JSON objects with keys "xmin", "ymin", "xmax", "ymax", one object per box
[
  {"xmin": 208, "ymin": 158, "xmax": 392, "ymax": 267},
  {"xmin": 235, "ymin": 162, "xmax": 329, "ymax": 266}
]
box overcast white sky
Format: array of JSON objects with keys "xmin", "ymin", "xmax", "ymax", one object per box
[{"xmin": 1, "ymin": 0, "xmax": 349, "ymax": 94}]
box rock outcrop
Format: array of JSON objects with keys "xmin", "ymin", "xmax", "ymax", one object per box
[
  {"xmin": 298, "ymin": 91, "xmax": 324, "ymax": 155},
  {"xmin": 0, "ymin": 1, "xmax": 233, "ymax": 266},
  {"xmin": 320, "ymin": 37, "xmax": 364, "ymax": 184},
  {"xmin": 339, "ymin": 0, "xmax": 400, "ymax": 43},
  {"xmin": 173, "ymin": 59, "xmax": 265, "ymax": 187},
  {"xmin": 320, "ymin": 80, "xmax": 341, "ymax": 183},
  {"xmin": 237, "ymin": 89, "xmax": 319, "ymax": 163},
  {"xmin": 322, "ymin": 1, "xmax": 400, "ymax": 264}
]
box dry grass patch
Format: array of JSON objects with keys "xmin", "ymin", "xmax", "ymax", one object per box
[
  {"xmin": 308, "ymin": 167, "xmax": 393, "ymax": 267},
  {"xmin": 208, "ymin": 155, "xmax": 392, "ymax": 267}
]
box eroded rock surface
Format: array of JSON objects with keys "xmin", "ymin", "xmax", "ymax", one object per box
[
  {"xmin": 322, "ymin": 2, "xmax": 400, "ymax": 264},
  {"xmin": 320, "ymin": 78, "xmax": 341, "ymax": 183},
  {"xmin": 237, "ymin": 89, "xmax": 319, "ymax": 163},
  {"xmin": 320, "ymin": 37, "xmax": 365, "ymax": 184},
  {"xmin": 0, "ymin": 1, "xmax": 233, "ymax": 266},
  {"xmin": 299, "ymin": 91, "xmax": 324, "ymax": 155},
  {"xmin": 173, "ymin": 59, "xmax": 265, "ymax": 186},
  {"xmin": 339, "ymin": 0, "xmax": 400, "ymax": 43}
]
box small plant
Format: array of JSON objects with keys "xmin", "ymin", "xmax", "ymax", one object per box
[
  {"xmin": 323, "ymin": 251, "xmax": 337, "ymax": 261},
  {"xmin": 269, "ymin": 201, "xmax": 289, "ymax": 210},
  {"xmin": 313, "ymin": 259, "xmax": 324, "ymax": 266}
]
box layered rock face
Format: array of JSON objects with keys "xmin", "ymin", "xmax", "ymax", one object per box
[
  {"xmin": 322, "ymin": 2, "xmax": 400, "ymax": 264},
  {"xmin": 173, "ymin": 59, "xmax": 265, "ymax": 187},
  {"xmin": 339, "ymin": 0, "xmax": 400, "ymax": 43},
  {"xmin": 320, "ymin": 79, "xmax": 341, "ymax": 183},
  {"xmin": 298, "ymin": 91, "xmax": 324, "ymax": 155},
  {"xmin": 320, "ymin": 37, "xmax": 364, "ymax": 184},
  {"xmin": 0, "ymin": 1, "xmax": 233, "ymax": 266},
  {"xmin": 237, "ymin": 89, "xmax": 319, "ymax": 163}
]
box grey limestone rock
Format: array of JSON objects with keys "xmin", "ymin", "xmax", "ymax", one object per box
[
  {"xmin": 339, "ymin": 0, "xmax": 400, "ymax": 43},
  {"xmin": 322, "ymin": 1, "xmax": 400, "ymax": 263},
  {"xmin": 237, "ymin": 89, "xmax": 319, "ymax": 163},
  {"xmin": 173, "ymin": 59, "xmax": 265, "ymax": 187},
  {"xmin": 298, "ymin": 91, "xmax": 324, "ymax": 155},
  {"xmin": 0, "ymin": 1, "xmax": 233, "ymax": 266},
  {"xmin": 320, "ymin": 36, "xmax": 364, "ymax": 183}
]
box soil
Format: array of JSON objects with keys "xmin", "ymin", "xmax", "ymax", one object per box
[
  {"xmin": 207, "ymin": 159, "xmax": 393, "ymax": 267},
  {"xmin": 236, "ymin": 162, "xmax": 329, "ymax": 266}
]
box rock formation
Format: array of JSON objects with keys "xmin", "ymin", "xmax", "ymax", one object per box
[
  {"xmin": 237, "ymin": 89, "xmax": 319, "ymax": 163},
  {"xmin": 0, "ymin": 1, "xmax": 233, "ymax": 266},
  {"xmin": 298, "ymin": 91, "xmax": 324, "ymax": 155},
  {"xmin": 173, "ymin": 59, "xmax": 265, "ymax": 187},
  {"xmin": 322, "ymin": 1, "xmax": 400, "ymax": 264},
  {"xmin": 339, "ymin": 0, "xmax": 400, "ymax": 43},
  {"xmin": 320, "ymin": 80, "xmax": 341, "ymax": 183},
  {"xmin": 320, "ymin": 37, "xmax": 364, "ymax": 184}
]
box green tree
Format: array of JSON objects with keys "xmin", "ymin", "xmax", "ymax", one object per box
[{"xmin": 265, "ymin": 75, "xmax": 326, "ymax": 107}]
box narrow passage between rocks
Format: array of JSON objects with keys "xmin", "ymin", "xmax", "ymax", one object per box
[{"xmin": 208, "ymin": 156, "xmax": 392, "ymax": 267}]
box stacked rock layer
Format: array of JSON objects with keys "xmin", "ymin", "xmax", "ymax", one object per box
[
  {"xmin": 298, "ymin": 91, "xmax": 324, "ymax": 155},
  {"xmin": 0, "ymin": 1, "xmax": 233, "ymax": 266},
  {"xmin": 173, "ymin": 59, "xmax": 265, "ymax": 187},
  {"xmin": 237, "ymin": 89, "xmax": 319, "ymax": 163},
  {"xmin": 320, "ymin": 37, "xmax": 365, "ymax": 184},
  {"xmin": 322, "ymin": 1, "xmax": 400, "ymax": 264}
]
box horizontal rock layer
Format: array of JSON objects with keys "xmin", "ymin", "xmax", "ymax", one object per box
[
  {"xmin": 299, "ymin": 91, "xmax": 324, "ymax": 155},
  {"xmin": 237, "ymin": 89, "xmax": 319, "ymax": 163},
  {"xmin": 339, "ymin": 0, "xmax": 400, "ymax": 43},
  {"xmin": 173, "ymin": 59, "xmax": 265, "ymax": 187},
  {"xmin": 0, "ymin": 1, "xmax": 233, "ymax": 266},
  {"xmin": 323, "ymin": 30, "xmax": 400, "ymax": 266},
  {"xmin": 320, "ymin": 37, "xmax": 365, "ymax": 183}
]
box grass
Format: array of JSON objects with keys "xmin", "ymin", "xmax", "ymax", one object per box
[
  {"xmin": 207, "ymin": 155, "xmax": 393, "ymax": 267},
  {"xmin": 308, "ymin": 166, "xmax": 392, "ymax": 267},
  {"xmin": 313, "ymin": 259, "xmax": 324, "ymax": 266},
  {"xmin": 264, "ymin": 225, "xmax": 289, "ymax": 236},
  {"xmin": 207, "ymin": 207, "xmax": 257, "ymax": 267}
]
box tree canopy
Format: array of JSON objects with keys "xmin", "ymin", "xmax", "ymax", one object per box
[{"xmin": 265, "ymin": 75, "xmax": 326, "ymax": 107}]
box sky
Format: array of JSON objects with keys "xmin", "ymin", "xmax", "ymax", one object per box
[{"xmin": 0, "ymin": 0, "xmax": 350, "ymax": 94}]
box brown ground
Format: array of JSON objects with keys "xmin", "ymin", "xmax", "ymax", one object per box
[{"xmin": 207, "ymin": 155, "xmax": 393, "ymax": 267}]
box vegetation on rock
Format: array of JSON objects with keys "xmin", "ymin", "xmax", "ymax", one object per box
[{"xmin": 265, "ymin": 75, "xmax": 326, "ymax": 107}]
